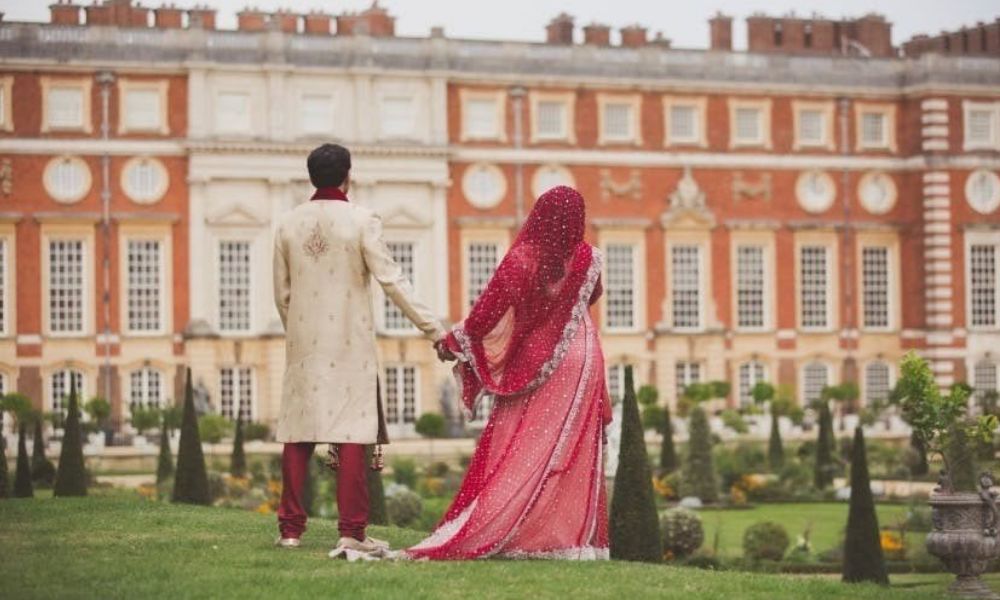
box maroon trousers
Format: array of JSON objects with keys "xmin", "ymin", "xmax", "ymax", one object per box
[{"xmin": 277, "ymin": 443, "xmax": 369, "ymax": 541}]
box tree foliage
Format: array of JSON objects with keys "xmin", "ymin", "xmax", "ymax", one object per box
[{"xmin": 682, "ymin": 405, "xmax": 719, "ymax": 503}]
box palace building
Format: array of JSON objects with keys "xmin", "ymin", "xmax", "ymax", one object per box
[{"xmin": 0, "ymin": 2, "xmax": 998, "ymax": 438}]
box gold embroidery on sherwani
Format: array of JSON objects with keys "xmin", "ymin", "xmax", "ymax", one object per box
[{"xmin": 303, "ymin": 223, "xmax": 330, "ymax": 260}]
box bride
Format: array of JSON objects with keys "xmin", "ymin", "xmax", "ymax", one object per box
[{"xmin": 407, "ymin": 186, "xmax": 613, "ymax": 560}]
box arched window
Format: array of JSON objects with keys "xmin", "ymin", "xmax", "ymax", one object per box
[
  {"xmin": 130, "ymin": 367, "xmax": 163, "ymax": 411},
  {"xmin": 802, "ymin": 362, "xmax": 830, "ymax": 406},
  {"xmin": 864, "ymin": 361, "xmax": 892, "ymax": 407},
  {"xmin": 51, "ymin": 369, "xmax": 85, "ymax": 419},
  {"xmin": 738, "ymin": 361, "xmax": 767, "ymax": 408}
]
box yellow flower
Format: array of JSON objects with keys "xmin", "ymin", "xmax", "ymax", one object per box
[
  {"xmin": 652, "ymin": 476, "xmax": 675, "ymax": 500},
  {"xmin": 256, "ymin": 502, "xmax": 273, "ymax": 515},
  {"xmin": 729, "ymin": 485, "xmax": 748, "ymax": 506},
  {"xmin": 879, "ymin": 530, "xmax": 905, "ymax": 559}
]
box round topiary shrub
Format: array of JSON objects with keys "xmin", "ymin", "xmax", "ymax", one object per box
[
  {"xmin": 659, "ymin": 508, "xmax": 704, "ymax": 559},
  {"xmin": 743, "ymin": 521, "xmax": 790, "ymax": 562},
  {"xmin": 386, "ymin": 489, "xmax": 423, "ymax": 527}
]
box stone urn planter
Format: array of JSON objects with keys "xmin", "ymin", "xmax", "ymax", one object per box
[{"xmin": 926, "ymin": 474, "xmax": 1000, "ymax": 599}]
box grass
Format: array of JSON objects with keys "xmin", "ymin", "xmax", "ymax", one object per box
[
  {"xmin": 695, "ymin": 503, "xmax": 917, "ymax": 558},
  {"xmin": 0, "ymin": 490, "xmax": 985, "ymax": 600}
]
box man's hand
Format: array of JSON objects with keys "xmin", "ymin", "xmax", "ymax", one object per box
[{"xmin": 434, "ymin": 339, "xmax": 457, "ymax": 362}]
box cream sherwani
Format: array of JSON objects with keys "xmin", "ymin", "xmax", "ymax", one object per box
[{"xmin": 273, "ymin": 199, "xmax": 444, "ymax": 444}]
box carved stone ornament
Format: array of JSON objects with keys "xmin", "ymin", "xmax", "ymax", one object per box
[
  {"xmin": 599, "ymin": 168, "xmax": 642, "ymax": 202},
  {"xmin": 732, "ymin": 171, "xmax": 772, "ymax": 203},
  {"xmin": 661, "ymin": 166, "xmax": 715, "ymax": 229}
]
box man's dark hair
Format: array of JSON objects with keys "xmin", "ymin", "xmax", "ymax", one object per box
[{"xmin": 307, "ymin": 144, "xmax": 351, "ymax": 188}]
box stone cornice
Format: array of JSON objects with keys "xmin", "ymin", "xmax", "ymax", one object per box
[{"xmin": 185, "ymin": 139, "xmax": 450, "ymax": 159}]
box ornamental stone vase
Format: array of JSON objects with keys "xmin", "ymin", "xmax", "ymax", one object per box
[{"xmin": 926, "ymin": 474, "xmax": 1000, "ymax": 599}]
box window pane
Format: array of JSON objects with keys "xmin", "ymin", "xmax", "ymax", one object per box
[
  {"xmin": 220, "ymin": 367, "xmax": 253, "ymax": 421},
  {"xmin": 464, "ymin": 98, "xmax": 497, "ymax": 138},
  {"xmin": 0, "ymin": 239, "xmax": 5, "ymax": 334},
  {"xmin": 51, "ymin": 370, "xmax": 83, "ymax": 418},
  {"xmin": 669, "ymin": 105, "xmax": 697, "ymax": 141},
  {"xmin": 467, "ymin": 243, "xmax": 499, "ymax": 309},
  {"xmin": 218, "ymin": 241, "xmax": 251, "ymax": 332},
  {"xmin": 49, "ymin": 240, "xmax": 85, "ymax": 333},
  {"xmin": 862, "ymin": 246, "xmax": 890, "ymax": 329},
  {"xmin": 127, "ymin": 240, "xmax": 162, "ymax": 332},
  {"xmin": 967, "ymin": 109, "xmax": 993, "ymax": 144},
  {"xmin": 735, "ymin": 107, "xmax": 761, "ymax": 142},
  {"xmin": 970, "ymin": 244, "xmax": 997, "ymax": 327},
  {"xmin": 671, "ymin": 245, "xmax": 701, "ymax": 329},
  {"xmin": 861, "ymin": 112, "xmax": 885, "ymax": 146},
  {"xmin": 739, "ymin": 361, "xmax": 766, "ymax": 408},
  {"xmin": 385, "ymin": 366, "xmax": 400, "ymax": 424},
  {"xmin": 803, "ymin": 363, "xmax": 829, "ymax": 405},
  {"xmin": 384, "ymin": 242, "xmax": 415, "ymax": 331},
  {"xmin": 606, "ymin": 244, "xmax": 635, "ymax": 329},
  {"xmin": 675, "ymin": 361, "xmax": 701, "ymax": 400},
  {"xmin": 125, "ymin": 89, "xmax": 161, "ymax": 130},
  {"xmin": 537, "ymin": 100, "xmax": 566, "ymax": 138},
  {"xmin": 865, "ymin": 362, "xmax": 891, "ymax": 406},
  {"xmin": 603, "ymin": 103, "xmax": 632, "ymax": 140},
  {"xmin": 48, "ymin": 87, "xmax": 83, "ymax": 128},
  {"xmin": 974, "ymin": 362, "xmax": 999, "ymax": 404},
  {"xmin": 736, "ymin": 245, "xmax": 765, "ymax": 328},
  {"xmin": 798, "ymin": 109, "xmax": 824, "ymax": 144},
  {"xmin": 800, "ymin": 246, "xmax": 829, "ymax": 329}
]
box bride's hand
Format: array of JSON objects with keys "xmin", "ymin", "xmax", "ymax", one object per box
[{"xmin": 434, "ymin": 339, "xmax": 457, "ymax": 362}]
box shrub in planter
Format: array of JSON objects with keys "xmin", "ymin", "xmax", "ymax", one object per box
[
  {"xmin": 743, "ymin": 521, "xmax": 790, "ymax": 562},
  {"xmin": 391, "ymin": 458, "xmax": 417, "ymax": 488},
  {"xmin": 386, "ymin": 489, "xmax": 423, "ymax": 527},
  {"xmin": 660, "ymin": 508, "xmax": 704, "ymax": 559},
  {"xmin": 244, "ymin": 422, "xmax": 270, "ymax": 442}
]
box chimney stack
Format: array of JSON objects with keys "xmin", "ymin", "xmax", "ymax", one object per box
[
  {"xmin": 303, "ymin": 10, "xmax": 331, "ymax": 35},
  {"xmin": 583, "ymin": 23, "xmax": 611, "ymax": 47},
  {"xmin": 337, "ymin": 2, "xmax": 396, "ymax": 37},
  {"xmin": 620, "ymin": 25, "xmax": 648, "ymax": 48},
  {"xmin": 237, "ymin": 7, "xmax": 268, "ymax": 32},
  {"xmin": 709, "ymin": 13, "xmax": 733, "ymax": 50},
  {"xmin": 187, "ymin": 5, "xmax": 215, "ymax": 29},
  {"xmin": 546, "ymin": 13, "xmax": 574, "ymax": 45},
  {"xmin": 271, "ymin": 9, "xmax": 298, "ymax": 34},
  {"xmin": 50, "ymin": 1, "xmax": 81, "ymax": 26},
  {"xmin": 154, "ymin": 4, "xmax": 183, "ymax": 29}
]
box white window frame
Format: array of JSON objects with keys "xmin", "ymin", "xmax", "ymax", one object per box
[
  {"xmin": 728, "ymin": 98, "xmax": 772, "ymax": 149},
  {"xmin": 668, "ymin": 243, "xmax": 705, "ymax": 331},
  {"xmin": 118, "ymin": 79, "xmax": 169, "ymax": 135},
  {"xmin": 663, "ymin": 96, "xmax": 707, "ymax": 147},
  {"xmin": 219, "ymin": 366, "xmax": 255, "ymax": 422},
  {"xmin": 738, "ymin": 360, "xmax": 768, "ymax": 408},
  {"xmin": 378, "ymin": 94, "xmax": 417, "ymax": 140},
  {"xmin": 121, "ymin": 227, "xmax": 171, "ymax": 337},
  {"xmin": 800, "ymin": 361, "xmax": 832, "ymax": 407},
  {"xmin": 858, "ymin": 238, "xmax": 898, "ymax": 332},
  {"xmin": 48, "ymin": 368, "xmax": 86, "ymax": 420},
  {"xmin": 792, "ymin": 100, "xmax": 835, "ymax": 151},
  {"xmin": 0, "ymin": 231, "xmax": 13, "ymax": 338},
  {"xmin": 462, "ymin": 236, "xmax": 506, "ymax": 312},
  {"xmin": 40, "ymin": 77, "xmax": 92, "ymax": 133},
  {"xmin": 674, "ymin": 361, "xmax": 701, "ymax": 402},
  {"xmin": 214, "ymin": 90, "xmax": 252, "ymax": 135},
  {"xmin": 0, "ymin": 76, "xmax": 13, "ymax": 132},
  {"xmin": 128, "ymin": 366, "xmax": 165, "ymax": 413},
  {"xmin": 973, "ymin": 360, "xmax": 999, "ymax": 406},
  {"xmin": 732, "ymin": 238, "xmax": 774, "ymax": 332},
  {"xmin": 380, "ymin": 240, "xmax": 419, "ymax": 334},
  {"xmin": 383, "ymin": 363, "xmax": 420, "ymax": 429},
  {"xmin": 42, "ymin": 228, "xmax": 93, "ymax": 338},
  {"xmin": 460, "ymin": 89, "xmax": 505, "ymax": 142},
  {"xmin": 855, "ymin": 102, "xmax": 897, "ymax": 152},
  {"xmin": 530, "ymin": 92, "xmax": 575, "ymax": 144},
  {"xmin": 966, "ymin": 232, "xmax": 1000, "ymax": 331},
  {"xmin": 608, "ymin": 363, "xmax": 628, "ymax": 403},
  {"xmin": 597, "ymin": 94, "xmax": 642, "ymax": 146},
  {"xmin": 603, "ymin": 242, "xmax": 640, "ymax": 333},
  {"xmin": 862, "ymin": 360, "xmax": 894, "ymax": 408},
  {"xmin": 795, "ymin": 235, "xmax": 837, "ymax": 332},
  {"xmin": 216, "ymin": 238, "xmax": 254, "ymax": 334},
  {"xmin": 963, "ymin": 101, "xmax": 1000, "ymax": 151}
]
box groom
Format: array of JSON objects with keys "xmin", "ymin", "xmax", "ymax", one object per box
[{"xmin": 272, "ymin": 143, "xmax": 446, "ymax": 552}]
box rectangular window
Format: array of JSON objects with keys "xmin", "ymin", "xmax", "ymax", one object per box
[
  {"xmin": 967, "ymin": 109, "xmax": 994, "ymax": 146},
  {"xmin": 861, "ymin": 112, "xmax": 886, "ymax": 147},
  {"xmin": 124, "ymin": 88, "xmax": 162, "ymax": 132},
  {"xmin": 736, "ymin": 245, "xmax": 765, "ymax": 329},
  {"xmin": 300, "ymin": 93, "xmax": 334, "ymax": 135},
  {"xmin": 864, "ymin": 362, "xmax": 891, "ymax": 406},
  {"xmin": 608, "ymin": 364, "xmax": 627, "ymax": 404},
  {"xmin": 675, "ymin": 361, "xmax": 700, "ymax": 400},
  {"xmin": 802, "ymin": 363, "xmax": 830, "ymax": 406},
  {"xmin": 734, "ymin": 107, "xmax": 762, "ymax": 144},
  {"xmin": 536, "ymin": 100, "xmax": 566, "ymax": 139},
  {"xmin": 51, "ymin": 370, "xmax": 83, "ymax": 419},
  {"xmin": 380, "ymin": 96, "xmax": 415, "ymax": 138},
  {"xmin": 384, "ymin": 242, "xmax": 415, "ymax": 331},
  {"xmin": 605, "ymin": 244, "xmax": 636, "ymax": 330},
  {"xmin": 797, "ymin": 109, "xmax": 825, "ymax": 146},
  {"xmin": 861, "ymin": 246, "xmax": 890, "ymax": 329},
  {"xmin": 671, "ymin": 245, "xmax": 701, "ymax": 329},
  {"xmin": 974, "ymin": 361, "xmax": 998, "ymax": 404},
  {"xmin": 384, "ymin": 365, "xmax": 417, "ymax": 425},
  {"xmin": 48, "ymin": 86, "xmax": 84, "ymax": 129},
  {"xmin": 800, "ymin": 245, "xmax": 829, "ymax": 329},
  {"xmin": 970, "ymin": 244, "xmax": 998, "ymax": 328},
  {"xmin": 602, "ymin": 102, "xmax": 633, "ymax": 142},
  {"xmin": 220, "ymin": 367, "xmax": 253, "ymax": 422},
  {"xmin": 48, "ymin": 239, "xmax": 85, "ymax": 334},
  {"xmin": 129, "ymin": 368, "xmax": 163, "ymax": 411},
  {"xmin": 466, "ymin": 242, "xmax": 499, "ymax": 309},
  {"xmin": 216, "ymin": 92, "xmax": 250, "ymax": 133},
  {"xmin": 126, "ymin": 239, "xmax": 162, "ymax": 333},
  {"xmin": 739, "ymin": 361, "xmax": 766, "ymax": 408},
  {"xmin": 218, "ymin": 241, "xmax": 251, "ymax": 332},
  {"xmin": 0, "ymin": 239, "xmax": 6, "ymax": 335},
  {"xmin": 669, "ymin": 104, "xmax": 698, "ymax": 143},
  {"xmin": 463, "ymin": 98, "xmax": 498, "ymax": 139}
]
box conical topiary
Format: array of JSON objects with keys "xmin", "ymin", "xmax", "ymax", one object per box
[
  {"xmin": 230, "ymin": 416, "xmax": 246, "ymax": 478},
  {"xmin": 768, "ymin": 411, "xmax": 785, "ymax": 471},
  {"xmin": 814, "ymin": 402, "xmax": 834, "ymax": 490},
  {"xmin": 659, "ymin": 404, "xmax": 678, "ymax": 474},
  {"xmin": 14, "ymin": 423, "xmax": 32, "ymax": 498},
  {"xmin": 682, "ymin": 405, "xmax": 719, "ymax": 503},
  {"xmin": 156, "ymin": 414, "xmax": 174, "ymax": 485},
  {"xmin": 609, "ymin": 366, "xmax": 663, "ymax": 562},
  {"xmin": 843, "ymin": 426, "xmax": 889, "ymax": 585},
  {"xmin": 53, "ymin": 380, "xmax": 88, "ymax": 497},
  {"xmin": 30, "ymin": 418, "xmax": 56, "ymax": 488},
  {"xmin": 367, "ymin": 446, "xmax": 388, "ymax": 526},
  {"xmin": 172, "ymin": 369, "xmax": 210, "ymax": 505},
  {"xmin": 0, "ymin": 427, "xmax": 9, "ymax": 498}
]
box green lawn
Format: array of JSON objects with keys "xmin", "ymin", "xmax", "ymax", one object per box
[
  {"xmin": 695, "ymin": 503, "xmax": 916, "ymax": 558},
  {"xmin": 0, "ymin": 490, "xmax": 985, "ymax": 599}
]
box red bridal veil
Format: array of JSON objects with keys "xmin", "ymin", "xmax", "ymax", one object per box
[{"xmin": 451, "ymin": 185, "xmax": 602, "ymax": 414}]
